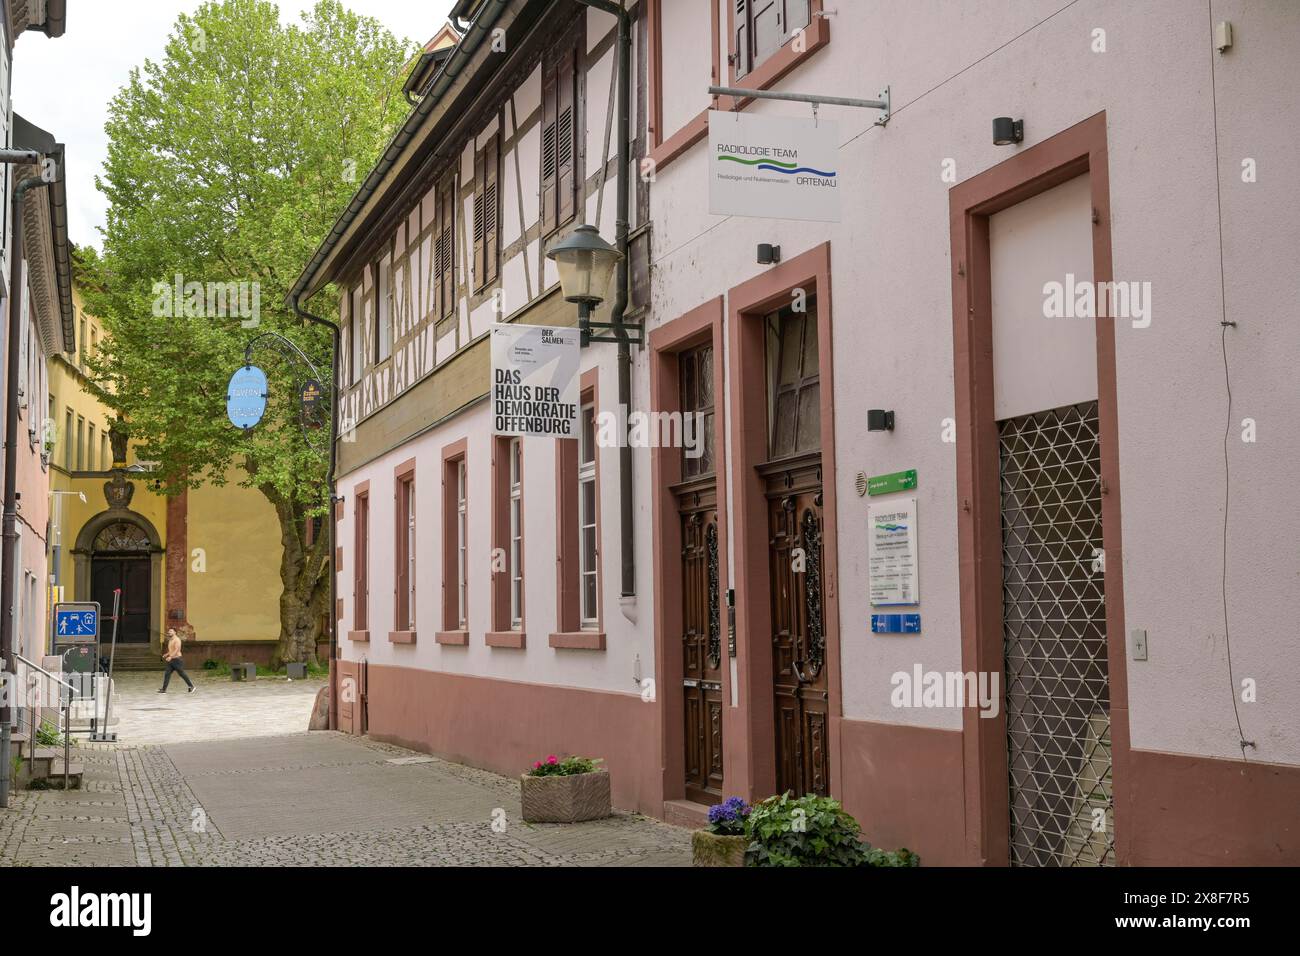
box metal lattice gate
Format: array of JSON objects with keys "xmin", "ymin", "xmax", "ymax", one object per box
[{"xmin": 999, "ymin": 400, "xmax": 1113, "ymax": 867}]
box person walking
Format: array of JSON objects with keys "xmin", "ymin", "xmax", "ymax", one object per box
[{"xmin": 159, "ymin": 627, "xmax": 195, "ymax": 693}]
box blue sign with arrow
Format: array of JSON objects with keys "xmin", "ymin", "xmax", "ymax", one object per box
[{"xmin": 227, "ymin": 365, "xmax": 268, "ymax": 430}]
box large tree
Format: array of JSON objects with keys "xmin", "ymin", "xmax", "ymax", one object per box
[{"xmin": 80, "ymin": 0, "xmax": 414, "ymax": 664}]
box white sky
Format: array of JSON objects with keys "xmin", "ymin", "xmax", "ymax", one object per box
[{"xmin": 12, "ymin": 0, "xmax": 458, "ymax": 250}]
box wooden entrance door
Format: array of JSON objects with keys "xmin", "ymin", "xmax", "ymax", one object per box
[
  {"xmin": 678, "ymin": 483, "xmax": 722, "ymax": 802},
  {"xmin": 675, "ymin": 342, "xmax": 722, "ymax": 803},
  {"xmin": 765, "ymin": 457, "xmax": 829, "ymax": 797},
  {"xmin": 761, "ymin": 302, "xmax": 828, "ymax": 797},
  {"xmin": 91, "ymin": 556, "xmax": 151, "ymax": 643}
]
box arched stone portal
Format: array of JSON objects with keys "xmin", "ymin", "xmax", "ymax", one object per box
[{"xmin": 73, "ymin": 509, "xmax": 164, "ymax": 646}]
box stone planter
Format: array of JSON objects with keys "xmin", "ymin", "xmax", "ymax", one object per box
[
  {"xmin": 692, "ymin": 830, "xmax": 747, "ymax": 867},
  {"xmin": 286, "ymin": 662, "xmax": 307, "ymax": 679},
  {"xmin": 520, "ymin": 769, "xmax": 611, "ymax": 823}
]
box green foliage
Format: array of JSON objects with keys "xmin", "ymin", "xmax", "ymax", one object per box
[
  {"xmin": 743, "ymin": 792, "xmax": 920, "ymax": 868},
  {"xmin": 526, "ymin": 756, "xmax": 602, "ymax": 777},
  {"xmin": 35, "ymin": 721, "xmax": 65, "ymax": 748},
  {"xmin": 79, "ymin": 0, "xmax": 416, "ymax": 662}
]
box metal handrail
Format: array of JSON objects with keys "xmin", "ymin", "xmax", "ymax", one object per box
[
  {"xmin": 15, "ymin": 653, "xmax": 76, "ymax": 693},
  {"xmin": 14, "ymin": 653, "xmax": 75, "ymax": 790}
]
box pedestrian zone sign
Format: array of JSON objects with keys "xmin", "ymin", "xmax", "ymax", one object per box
[{"xmin": 54, "ymin": 603, "xmax": 100, "ymax": 642}]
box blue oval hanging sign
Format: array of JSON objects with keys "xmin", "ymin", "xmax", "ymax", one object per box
[{"xmin": 226, "ymin": 365, "xmax": 268, "ymax": 430}]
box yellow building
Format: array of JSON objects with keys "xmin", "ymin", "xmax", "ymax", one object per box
[{"xmin": 46, "ymin": 288, "xmax": 284, "ymax": 668}]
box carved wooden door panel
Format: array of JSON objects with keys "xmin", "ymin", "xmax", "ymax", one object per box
[
  {"xmin": 765, "ymin": 457, "xmax": 828, "ymax": 798},
  {"xmin": 679, "ymin": 481, "xmax": 723, "ymax": 803}
]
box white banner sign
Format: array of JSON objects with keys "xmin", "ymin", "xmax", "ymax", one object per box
[
  {"xmin": 868, "ymin": 498, "xmax": 919, "ymax": 607},
  {"xmin": 708, "ymin": 110, "xmax": 841, "ymax": 222},
  {"xmin": 491, "ymin": 323, "xmax": 580, "ymax": 437}
]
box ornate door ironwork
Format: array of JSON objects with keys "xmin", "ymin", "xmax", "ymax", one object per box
[{"xmin": 1000, "ymin": 400, "xmax": 1113, "ymax": 867}]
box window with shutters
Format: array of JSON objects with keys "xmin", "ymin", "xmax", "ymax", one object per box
[
  {"xmin": 491, "ymin": 435, "xmax": 524, "ymax": 636},
  {"xmin": 440, "ymin": 440, "xmax": 469, "ymax": 637},
  {"xmin": 473, "ymin": 131, "xmax": 501, "ymax": 291},
  {"xmin": 733, "ymin": 0, "xmax": 812, "ymax": 80},
  {"xmin": 578, "ymin": 401, "xmax": 599, "ymax": 627},
  {"xmin": 354, "ymin": 488, "xmax": 370, "ymax": 631},
  {"xmin": 540, "ymin": 39, "xmax": 579, "ymax": 237},
  {"xmin": 435, "ymin": 172, "xmax": 456, "ymax": 319},
  {"xmin": 395, "ymin": 469, "xmax": 416, "ymax": 632}
]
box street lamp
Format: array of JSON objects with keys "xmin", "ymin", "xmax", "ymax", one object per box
[{"xmin": 546, "ymin": 224, "xmax": 622, "ymax": 342}]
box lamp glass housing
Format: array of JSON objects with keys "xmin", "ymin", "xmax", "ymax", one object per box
[{"xmin": 546, "ymin": 224, "xmax": 622, "ymax": 305}]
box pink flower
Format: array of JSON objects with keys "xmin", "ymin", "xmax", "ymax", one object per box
[
  {"xmin": 547, "ymin": 755, "xmax": 558, "ymax": 764},
  {"xmin": 534, "ymin": 761, "xmax": 542, "ymax": 769}
]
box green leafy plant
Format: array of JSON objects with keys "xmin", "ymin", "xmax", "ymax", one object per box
[
  {"xmin": 35, "ymin": 720, "xmax": 65, "ymax": 748},
  {"xmin": 526, "ymin": 755, "xmax": 602, "ymax": 777},
  {"xmin": 743, "ymin": 792, "xmax": 920, "ymax": 867}
]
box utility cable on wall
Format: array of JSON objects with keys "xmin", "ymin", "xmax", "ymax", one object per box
[{"xmin": 1208, "ymin": 1, "xmax": 1253, "ymax": 762}]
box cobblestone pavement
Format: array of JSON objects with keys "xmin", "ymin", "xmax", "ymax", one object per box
[{"xmin": 1, "ymin": 674, "xmax": 691, "ymax": 867}]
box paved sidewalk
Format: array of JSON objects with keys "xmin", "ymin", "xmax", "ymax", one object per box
[
  {"xmin": 0, "ymin": 674, "xmax": 691, "ymax": 867},
  {"xmin": 109, "ymin": 670, "xmax": 326, "ymax": 744}
]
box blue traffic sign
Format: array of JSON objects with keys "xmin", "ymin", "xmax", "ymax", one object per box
[
  {"xmin": 56, "ymin": 608, "xmax": 98, "ymax": 638},
  {"xmin": 227, "ymin": 365, "xmax": 268, "ymax": 430}
]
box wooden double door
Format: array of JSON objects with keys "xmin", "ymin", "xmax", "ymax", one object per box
[{"xmin": 91, "ymin": 555, "xmax": 152, "ymax": 643}]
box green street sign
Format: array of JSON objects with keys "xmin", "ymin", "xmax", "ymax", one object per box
[{"xmin": 867, "ymin": 469, "xmax": 917, "ymax": 496}]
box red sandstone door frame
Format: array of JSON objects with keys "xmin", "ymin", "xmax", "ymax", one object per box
[
  {"xmin": 726, "ymin": 242, "xmax": 843, "ymax": 802},
  {"xmin": 650, "ymin": 297, "xmax": 730, "ymax": 807},
  {"xmin": 948, "ymin": 111, "xmax": 1131, "ymax": 866}
]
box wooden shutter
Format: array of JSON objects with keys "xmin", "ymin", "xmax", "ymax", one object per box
[
  {"xmin": 541, "ymin": 69, "xmax": 558, "ymax": 234},
  {"xmin": 438, "ymin": 175, "xmax": 455, "ymax": 317},
  {"xmin": 486, "ymin": 133, "xmax": 500, "ymax": 283},
  {"xmin": 556, "ymin": 48, "xmax": 577, "ymax": 226},
  {"xmin": 473, "ymin": 145, "xmax": 486, "ymax": 288}
]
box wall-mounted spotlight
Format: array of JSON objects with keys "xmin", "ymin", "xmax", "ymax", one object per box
[
  {"xmin": 867, "ymin": 409, "xmax": 895, "ymax": 432},
  {"xmin": 992, "ymin": 117, "xmax": 1023, "ymax": 146},
  {"xmin": 757, "ymin": 243, "xmax": 781, "ymax": 265}
]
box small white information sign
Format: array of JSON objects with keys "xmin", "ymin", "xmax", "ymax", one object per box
[
  {"xmin": 868, "ymin": 498, "xmax": 919, "ymax": 607},
  {"xmin": 490, "ymin": 323, "xmax": 580, "ymax": 437},
  {"xmin": 708, "ymin": 110, "xmax": 841, "ymax": 222}
]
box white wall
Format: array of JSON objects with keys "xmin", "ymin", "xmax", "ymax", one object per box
[{"xmin": 646, "ymin": 0, "xmax": 1300, "ymax": 762}]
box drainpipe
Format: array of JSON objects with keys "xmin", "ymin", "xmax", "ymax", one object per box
[
  {"xmin": 576, "ymin": 0, "xmax": 634, "ymax": 597},
  {"xmin": 1, "ymin": 172, "xmax": 51, "ymax": 808},
  {"xmin": 288, "ymin": 295, "xmax": 340, "ymax": 732}
]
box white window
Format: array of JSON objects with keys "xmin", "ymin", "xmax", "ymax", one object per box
[
  {"xmin": 578, "ymin": 403, "xmax": 598, "ymax": 626},
  {"xmin": 509, "ymin": 438, "xmax": 523, "ymax": 628},
  {"xmin": 457, "ymin": 460, "xmax": 468, "ymax": 630}
]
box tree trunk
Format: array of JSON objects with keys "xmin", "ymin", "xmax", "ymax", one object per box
[{"xmin": 259, "ymin": 483, "xmax": 331, "ymax": 668}]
